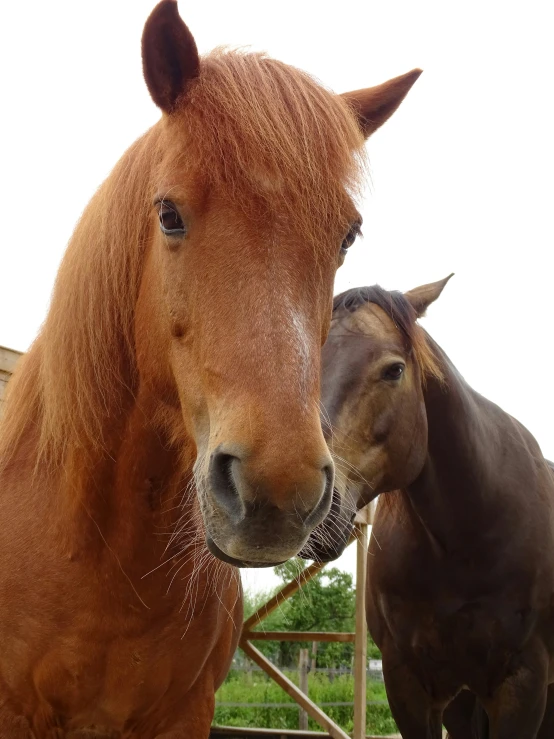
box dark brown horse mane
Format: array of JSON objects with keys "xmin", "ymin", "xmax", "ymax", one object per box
[
  {"xmin": 332, "ymin": 285, "xmax": 443, "ymax": 381},
  {"xmin": 333, "ymin": 284, "xmax": 412, "ymax": 321}
]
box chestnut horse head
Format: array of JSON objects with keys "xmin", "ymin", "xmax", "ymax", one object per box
[
  {"xmin": 304, "ymin": 276, "xmax": 452, "ymax": 561},
  {"xmin": 2, "ymin": 1, "xmax": 421, "ymax": 567}
]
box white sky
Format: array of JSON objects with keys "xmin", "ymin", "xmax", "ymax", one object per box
[{"xmin": 1, "ymin": 1, "xmax": 552, "ymax": 593}]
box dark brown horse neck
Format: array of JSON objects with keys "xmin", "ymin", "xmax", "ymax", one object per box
[{"xmin": 403, "ymin": 335, "xmax": 552, "ymax": 563}]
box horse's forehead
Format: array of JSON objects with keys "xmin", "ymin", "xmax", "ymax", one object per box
[
  {"xmin": 351, "ymin": 304, "xmax": 404, "ymax": 345},
  {"xmin": 155, "ymin": 161, "xmax": 292, "ymax": 204}
]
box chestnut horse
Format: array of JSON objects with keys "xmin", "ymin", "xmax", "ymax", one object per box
[
  {"xmin": 0, "ymin": 1, "xmax": 421, "ymax": 737},
  {"xmin": 315, "ymin": 278, "xmax": 554, "ymax": 739}
]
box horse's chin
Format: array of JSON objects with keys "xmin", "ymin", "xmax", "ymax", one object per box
[
  {"xmin": 206, "ymin": 536, "xmax": 287, "ymax": 568},
  {"xmin": 298, "ymin": 489, "xmax": 355, "ymax": 563},
  {"xmin": 297, "ymin": 525, "xmax": 353, "ymax": 562}
]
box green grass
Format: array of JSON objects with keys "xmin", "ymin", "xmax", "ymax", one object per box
[{"xmin": 214, "ymin": 669, "xmax": 397, "ymax": 735}]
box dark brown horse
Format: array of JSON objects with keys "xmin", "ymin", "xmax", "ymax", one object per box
[
  {"xmin": 0, "ymin": 1, "xmax": 421, "ymax": 736},
  {"xmin": 314, "ymin": 277, "xmax": 554, "ymax": 738}
]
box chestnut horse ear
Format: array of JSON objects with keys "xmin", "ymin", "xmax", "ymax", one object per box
[
  {"xmin": 341, "ymin": 69, "xmax": 422, "ymax": 138},
  {"xmin": 142, "ymin": 0, "xmax": 200, "ymax": 113},
  {"xmin": 404, "ymin": 274, "xmax": 454, "ymax": 318}
]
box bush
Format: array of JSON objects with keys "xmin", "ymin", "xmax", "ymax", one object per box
[{"xmin": 214, "ymin": 668, "xmax": 397, "ymax": 735}]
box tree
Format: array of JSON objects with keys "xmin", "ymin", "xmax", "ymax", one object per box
[
  {"xmin": 241, "ymin": 585, "xmax": 291, "ymax": 665},
  {"xmin": 246, "ymin": 559, "xmax": 356, "ymax": 667}
]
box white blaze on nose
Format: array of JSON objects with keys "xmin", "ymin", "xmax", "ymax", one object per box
[{"xmin": 281, "ymin": 294, "xmax": 312, "ymax": 405}]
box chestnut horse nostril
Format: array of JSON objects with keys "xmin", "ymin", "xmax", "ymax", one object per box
[
  {"xmin": 302, "ymin": 461, "xmax": 334, "ymax": 529},
  {"xmin": 208, "ymin": 451, "xmax": 333, "ymax": 526},
  {"xmin": 323, "ymin": 462, "xmax": 334, "ymax": 490},
  {"xmin": 209, "ymin": 451, "xmax": 244, "ymax": 520}
]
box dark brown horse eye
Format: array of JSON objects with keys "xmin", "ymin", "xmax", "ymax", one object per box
[
  {"xmin": 158, "ymin": 202, "xmax": 186, "ymax": 236},
  {"xmin": 384, "ymin": 363, "xmax": 405, "ymax": 381}
]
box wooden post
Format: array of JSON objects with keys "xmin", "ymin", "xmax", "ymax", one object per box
[
  {"xmin": 240, "ymin": 639, "xmax": 350, "ymax": 739},
  {"xmin": 311, "ymin": 640, "xmax": 318, "ymax": 671},
  {"xmin": 353, "ymin": 521, "xmax": 368, "ymax": 739},
  {"xmin": 238, "ymin": 533, "xmax": 359, "ymax": 739},
  {"xmin": 298, "ymin": 648, "xmax": 309, "ymax": 730}
]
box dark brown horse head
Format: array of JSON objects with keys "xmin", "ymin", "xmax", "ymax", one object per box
[
  {"xmin": 302, "ymin": 276, "xmax": 452, "ymax": 561},
  {"xmin": 133, "ymin": 1, "xmax": 423, "ymax": 566}
]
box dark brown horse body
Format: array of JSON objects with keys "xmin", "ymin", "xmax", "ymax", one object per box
[
  {"xmin": 0, "ymin": 2, "xmax": 421, "ymax": 736},
  {"xmin": 317, "ymin": 278, "xmax": 554, "ymax": 738}
]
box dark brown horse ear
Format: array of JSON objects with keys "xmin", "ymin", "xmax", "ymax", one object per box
[
  {"xmin": 404, "ymin": 274, "xmax": 454, "ymax": 318},
  {"xmin": 341, "ymin": 69, "xmax": 422, "ymax": 138},
  {"xmin": 142, "ymin": 0, "xmax": 200, "ymax": 113}
]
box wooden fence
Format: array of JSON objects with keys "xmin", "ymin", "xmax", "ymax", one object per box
[
  {"xmin": 210, "ymin": 729, "xmax": 400, "ymax": 739},
  {"xmin": 236, "ymin": 505, "xmax": 375, "ymax": 739}
]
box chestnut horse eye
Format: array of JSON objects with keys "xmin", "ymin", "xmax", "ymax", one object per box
[
  {"xmin": 341, "ymin": 221, "xmax": 362, "ymax": 254},
  {"xmin": 158, "ymin": 201, "xmax": 186, "ymax": 236},
  {"xmin": 383, "ymin": 363, "xmax": 405, "ymax": 381}
]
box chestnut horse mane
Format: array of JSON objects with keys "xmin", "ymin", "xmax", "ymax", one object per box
[
  {"xmin": 179, "ymin": 50, "xmax": 367, "ymax": 240},
  {"xmin": 332, "ymin": 285, "xmax": 443, "ymax": 382},
  {"xmin": 0, "ymin": 48, "xmax": 367, "ymax": 468}
]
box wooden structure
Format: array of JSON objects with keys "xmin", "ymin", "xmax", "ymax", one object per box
[
  {"xmin": 1, "ymin": 348, "xmax": 378, "ymax": 738},
  {"xmin": 0, "ymin": 346, "xmax": 22, "ymax": 417},
  {"xmin": 210, "ymin": 729, "xmax": 400, "ymax": 739},
  {"xmin": 238, "ymin": 505, "xmax": 375, "ymax": 739},
  {"xmin": 211, "ymin": 729, "xmax": 335, "ymax": 739}
]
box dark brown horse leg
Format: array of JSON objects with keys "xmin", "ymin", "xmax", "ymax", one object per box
[
  {"xmin": 537, "ymin": 684, "xmax": 554, "ymax": 739},
  {"xmin": 443, "ymin": 690, "xmax": 475, "ymax": 739},
  {"xmin": 443, "ymin": 690, "xmax": 487, "ymax": 739},
  {"xmin": 382, "ymin": 656, "xmax": 443, "ymax": 739},
  {"xmin": 483, "ymin": 664, "xmax": 547, "ymax": 739}
]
